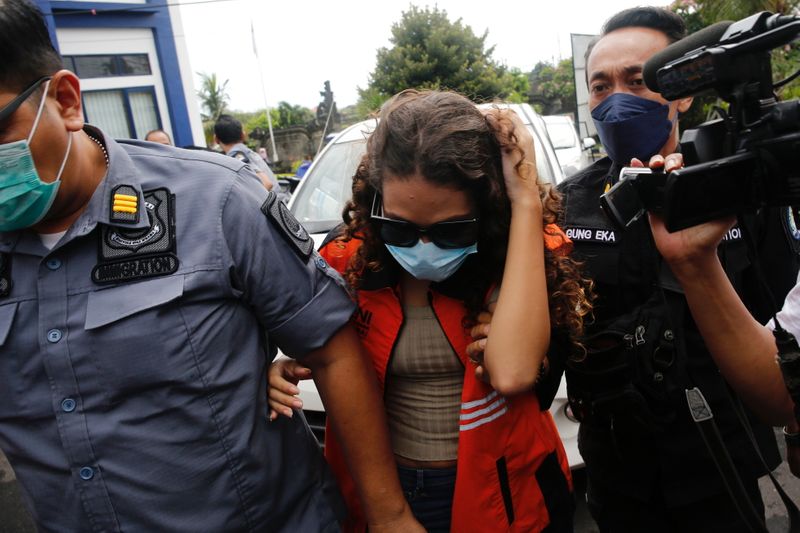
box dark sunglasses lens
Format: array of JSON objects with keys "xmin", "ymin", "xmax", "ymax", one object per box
[
  {"xmin": 429, "ymin": 221, "xmax": 480, "ymax": 248},
  {"xmin": 379, "ymin": 220, "xmax": 419, "ymax": 247}
]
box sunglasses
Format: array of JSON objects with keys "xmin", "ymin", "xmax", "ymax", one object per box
[
  {"xmin": 0, "ymin": 76, "xmax": 51, "ymax": 125},
  {"xmin": 370, "ymin": 192, "xmax": 479, "ymax": 249}
]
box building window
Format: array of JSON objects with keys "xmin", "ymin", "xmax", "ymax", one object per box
[
  {"xmin": 63, "ymin": 54, "xmax": 152, "ymax": 78},
  {"xmin": 83, "ymin": 87, "xmax": 160, "ymax": 139}
]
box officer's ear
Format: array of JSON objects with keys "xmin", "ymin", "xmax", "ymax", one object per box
[{"xmin": 50, "ymin": 70, "xmax": 84, "ymax": 133}]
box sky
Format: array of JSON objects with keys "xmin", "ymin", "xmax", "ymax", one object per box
[{"xmin": 177, "ymin": 0, "xmax": 666, "ymax": 113}]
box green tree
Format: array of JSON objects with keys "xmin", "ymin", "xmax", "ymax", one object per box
[
  {"xmin": 244, "ymin": 102, "xmax": 314, "ymax": 131},
  {"xmin": 504, "ymin": 67, "xmax": 531, "ymax": 104},
  {"xmin": 355, "ymin": 86, "xmax": 390, "ymax": 119},
  {"xmin": 197, "ymin": 72, "xmax": 230, "ymax": 146},
  {"xmin": 363, "ymin": 5, "xmax": 518, "ymax": 103},
  {"xmin": 275, "ymin": 101, "xmax": 315, "ymax": 129},
  {"xmin": 528, "ymin": 58, "xmax": 576, "ymax": 116},
  {"xmin": 196, "ymin": 72, "xmax": 229, "ymax": 121},
  {"xmin": 671, "ymin": 0, "xmax": 800, "ymax": 127}
]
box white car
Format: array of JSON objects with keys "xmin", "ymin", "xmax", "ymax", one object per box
[
  {"xmin": 543, "ymin": 115, "xmax": 596, "ymax": 178},
  {"xmin": 285, "ymin": 103, "xmax": 583, "ymax": 469}
]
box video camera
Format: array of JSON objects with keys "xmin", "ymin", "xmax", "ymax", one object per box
[{"xmin": 600, "ymin": 11, "xmax": 800, "ymax": 232}]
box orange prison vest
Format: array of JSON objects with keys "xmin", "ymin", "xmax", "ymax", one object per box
[{"xmin": 320, "ymin": 226, "xmax": 574, "ymax": 532}]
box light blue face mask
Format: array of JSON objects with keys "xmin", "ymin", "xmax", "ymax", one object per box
[
  {"xmin": 386, "ymin": 240, "xmax": 478, "ymax": 282},
  {"xmin": 0, "ymin": 80, "xmax": 72, "ymax": 232}
]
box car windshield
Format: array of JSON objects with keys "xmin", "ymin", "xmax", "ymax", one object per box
[
  {"xmin": 545, "ymin": 122, "xmax": 578, "ymax": 150},
  {"xmin": 291, "ymin": 124, "xmax": 556, "ymax": 233},
  {"xmin": 290, "ymin": 138, "xmax": 364, "ymax": 234}
]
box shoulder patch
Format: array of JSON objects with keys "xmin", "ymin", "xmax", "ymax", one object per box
[
  {"xmin": 92, "ymin": 188, "xmax": 179, "ymax": 284},
  {"xmin": 261, "ymin": 192, "xmax": 314, "ymax": 259},
  {"xmin": 110, "ymin": 184, "xmax": 141, "ymax": 224},
  {"xmin": 0, "ymin": 253, "xmax": 11, "ymax": 297}
]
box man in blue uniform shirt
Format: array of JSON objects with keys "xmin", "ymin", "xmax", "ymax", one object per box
[
  {"xmin": 0, "ymin": 2, "xmax": 422, "ymax": 531},
  {"xmin": 214, "ymin": 113, "xmax": 280, "ymax": 192}
]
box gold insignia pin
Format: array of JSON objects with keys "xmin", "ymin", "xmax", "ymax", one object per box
[{"xmin": 113, "ymin": 193, "xmax": 138, "ymax": 214}]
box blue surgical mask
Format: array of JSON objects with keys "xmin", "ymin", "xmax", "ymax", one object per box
[
  {"xmin": 591, "ymin": 93, "xmax": 675, "ymax": 166},
  {"xmin": 0, "ymin": 80, "xmax": 72, "ymax": 232},
  {"xmin": 386, "ymin": 240, "xmax": 478, "ymax": 282}
]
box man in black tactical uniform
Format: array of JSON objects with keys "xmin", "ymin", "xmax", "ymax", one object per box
[{"xmin": 558, "ymin": 7, "xmax": 800, "ymax": 532}]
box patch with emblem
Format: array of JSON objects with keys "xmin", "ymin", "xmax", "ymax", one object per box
[
  {"xmin": 0, "ymin": 253, "xmax": 11, "ymax": 297},
  {"xmin": 564, "ymin": 226, "xmax": 617, "ymax": 244},
  {"xmin": 92, "ymin": 188, "xmax": 179, "ymax": 284},
  {"xmin": 262, "ymin": 192, "xmax": 314, "ymax": 259},
  {"xmin": 110, "ymin": 184, "xmax": 141, "ymax": 224}
]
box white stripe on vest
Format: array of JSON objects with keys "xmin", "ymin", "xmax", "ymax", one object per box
[{"xmin": 459, "ymin": 391, "xmax": 508, "ymax": 431}]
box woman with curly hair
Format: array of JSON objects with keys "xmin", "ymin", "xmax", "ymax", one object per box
[{"xmin": 269, "ymin": 89, "xmax": 592, "ymax": 532}]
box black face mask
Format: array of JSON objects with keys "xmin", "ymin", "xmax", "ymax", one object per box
[{"xmin": 591, "ymin": 93, "xmax": 675, "ymax": 165}]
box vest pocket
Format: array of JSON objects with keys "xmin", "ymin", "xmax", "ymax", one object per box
[
  {"xmin": 536, "ymin": 451, "xmax": 574, "ymax": 533},
  {"xmin": 496, "ymin": 456, "xmax": 515, "ymax": 526}
]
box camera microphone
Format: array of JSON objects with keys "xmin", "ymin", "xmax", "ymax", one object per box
[{"xmin": 643, "ymin": 21, "xmax": 733, "ymax": 93}]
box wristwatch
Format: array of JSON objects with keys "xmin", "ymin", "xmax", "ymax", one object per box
[{"xmin": 784, "ymin": 425, "xmax": 800, "ymax": 447}]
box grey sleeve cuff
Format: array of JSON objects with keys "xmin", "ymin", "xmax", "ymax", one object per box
[{"xmin": 270, "ymin": 278, "xmax": 356, "ymax": 357}]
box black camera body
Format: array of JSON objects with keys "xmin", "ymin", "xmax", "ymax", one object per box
[
  {"xmin": 600, "ymin": 167, "xmax": 666, "ymax": 228},
  {"xmin": 600, "ymin": 11, "xmax": 800, "ymax": 231}
]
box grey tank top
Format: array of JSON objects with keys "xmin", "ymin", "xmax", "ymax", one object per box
[{"xmin": 384, "ymin": 304, "xmax": 464, "ymax": 462}]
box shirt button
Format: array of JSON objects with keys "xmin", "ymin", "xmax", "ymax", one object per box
[
  {"xmin": 61, "ymin": 398, "xmax": 76, "ymax": 412},
  {"xmin": 47, "ymin": 329, "xmax": 62, "ymax": 343},
  {"xmin": 46, "ymin": 258, "xmax": 62, "ymax": 270},
  {"xmin": 79, "ymin": 467, "xmax": 94, "ymax": 480}
]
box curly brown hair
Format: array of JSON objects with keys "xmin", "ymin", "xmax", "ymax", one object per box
[{"xmin": 340, "ymin": 89, "xmax": 592, "ymax": 359}]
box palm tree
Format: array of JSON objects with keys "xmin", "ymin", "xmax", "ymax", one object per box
[{"xmin": 197, "ymin": 72, "xmax": 230, "ymax": 122}]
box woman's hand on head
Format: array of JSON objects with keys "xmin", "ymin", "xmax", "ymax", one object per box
[
  {"xmin": 267, "ymin": 357, "xmax": 312, "ymax": 420},
  {"xmin": 483, "ymin": 108, "xmax": 542, "ymax": 210}
]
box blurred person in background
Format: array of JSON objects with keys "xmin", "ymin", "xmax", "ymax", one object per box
[
  {"xmin": 144, "ymin": 128, "xmax": 171, "ymax": 145},
  {"xmin": 214, "ymin": 114, "xmax": 278, "ymax": 191}
]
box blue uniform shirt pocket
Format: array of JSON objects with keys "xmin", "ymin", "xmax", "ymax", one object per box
[
  {"xmin": 82, "ymin": 275, "xmax": 189, "ymax": 406},
  {"xmin": 85, "ymin": 275, "xmax": 184, "ymax": 330},
  {"xmin": 0, "ymin": 301, "xmax": 18, "ymax": 346}
]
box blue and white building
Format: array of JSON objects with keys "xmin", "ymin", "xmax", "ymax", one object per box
[{"xmin": 33, "ymin": 0, "xmax": 205, "ymax": 147}]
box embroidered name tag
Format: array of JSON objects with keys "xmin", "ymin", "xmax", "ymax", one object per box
[
  {"xmin": 722, "ymin": 226, "xmax": 742, "ymax": 242},
  {"xmin": 92, "ymin": 188, "xmax": 179, "ymax": 284},
  {"xmin": 565, "ymin": 226, "xmax": 617, "ymax": 244}
]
